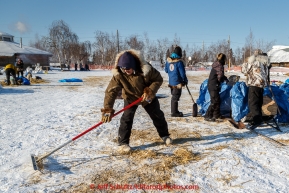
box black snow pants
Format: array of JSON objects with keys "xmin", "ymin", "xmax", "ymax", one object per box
[
  {"xmin": 5, "ymin": 68, "xmax": 17, "ymax": 85},
  {"xmin": 205, "ymin": 89, "xmax": 221, "ymax": 119},
  {"xmin": 246, "ymin": 86, "xmax": 264, "ymax": 125},
  {"xmin": 118, "ymin": 98, "xmax": 169, "ymax": 145},
  {"xmin": 170, "ymin": 87, "xmax": 182, "ymax": 114}
]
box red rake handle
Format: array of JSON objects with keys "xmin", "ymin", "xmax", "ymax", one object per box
[{"xmin": 72, "ymin": 97, "xmax": 142, "ymax": 141}]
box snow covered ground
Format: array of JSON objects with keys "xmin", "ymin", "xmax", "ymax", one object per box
[{"xmin": 1, "ymin": 69, "xmax": 289, "ymax": 192}]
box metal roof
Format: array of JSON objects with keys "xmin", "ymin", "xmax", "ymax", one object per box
[
  {"xmin": 0, "ymin": 31, "xmax": 14, "ymax": 37},
  {"xmin": 0, "ymin": 40, "xmax": 52, "ymax": 57}
]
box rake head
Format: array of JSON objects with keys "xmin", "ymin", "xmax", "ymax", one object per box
[{"xmin": 31, "ymin": 154, "xmax": 43, "ymax": 171}]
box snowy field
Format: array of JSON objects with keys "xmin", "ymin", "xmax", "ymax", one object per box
[{"xmin": 1, "ymin": 69, "xmax": 289, "ymax": 192}]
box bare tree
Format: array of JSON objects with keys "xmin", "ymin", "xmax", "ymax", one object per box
[
  {"xmin": 173, "ymin": 33, "xmax": 180, "ymax": 46},
  {"xmin": 93, "ymin": 30, "xmax": 110, "ymax": 65},
  {"xmin": 255, "ymin": 39, "xmax": 276, "ymax": 53},
  {"xmin": 156, "ymin": 37, "xmax": 170, "ymax": 63},
  {"xmin": 244, "ymin": 28, "xmax": 255, "ymax": 59},
  {"xmin": 125, "ymin": 34, "xmax": 144, "ymax": 51},
  {"xmin": 44, "ymin": 20, "xmax": 78, "ymax": 68},
  {"xmin": 143, "ymin": 32, "xmax": 155, "ymax": 61},
  {"xmin": 208, "ymin": 39, "xmax": 229, "ymax": 62},
  {"xmin": 166, "ymin": 49, "xmax": 170, "ymax": 59},
  {"xmin": 29, "ymin": 34, "xmax": 47, "ymax": 51},
  {"xmin": 29, "ymin": 20, "xmax": 279, "ymax": 70},
  {"xmin": 93, "ymin": 30, "xmax": 118, "ymax": 66}
]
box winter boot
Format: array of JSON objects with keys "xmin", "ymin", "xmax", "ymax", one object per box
[
  {"xmin": 118, "ymin": 144, "xmax": 132, "ymax": 153},
  {"xmin": 204, "ymin": 117, "xmax": 216, "ymax": 122},
  {"xmin": 171, "ymin": 101, "xmax": 182, "ymax": 117},
  {"xmin": 171, "ymin": 112, "xmax": 183, "ymax": 117},
  {"xmin": 247, "ymin": 121, "xmax": 263, "ymax": 130},
  {"xmin": 162, "ymin": 136, "xmax": 172, "ymax": 145}
]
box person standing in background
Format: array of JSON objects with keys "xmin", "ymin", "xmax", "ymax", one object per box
[
  {"xmin": 204, "ymin": 53, "xmax": 228, "ymax": 122},
  {"xmin": 85, "ymin": 63, "xmax": 90, "ymax": 71},
  {"xmin": 16, "ymin": 58, "xmax": 24, "ymax": 78},
  {"xmin": 165, "ymin": 46, "xmax": 188, "ymax": 117},
  {"xmin": 75, "ymin": 62, "xmax": 78, "ymax": 71},
  {"xmin": 241, "ymin": 49, "xmax": 269, "ymax": 129},
  {"xmin": 4, "ymin": 63, "xmax": 17, "ymax": 85}
]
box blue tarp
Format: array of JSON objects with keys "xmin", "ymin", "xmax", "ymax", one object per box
[
  {"xmin": 230, "ymin": 82, "xmax": 248, "ymax": 122},
  {"xmin": 58, "ymin": 78, "xmax": 83, "ymax": 82},
  {"xmin": 197, "ymin": 80, "xmax": 289, "ymax": 123},
  {"xmin": 17, "ymin": 76, "xmax": 30, "ymax": 85},
  {"xmin": 196, "ymin": 79, "xmax": 232, "ymax": 117},
  {"xmin": 263, "ymin": 85, "xmax": 289, "ymax": 123}
]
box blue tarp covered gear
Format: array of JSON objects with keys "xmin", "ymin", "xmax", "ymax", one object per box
[
  {"xmin": 196, "ymin": 79, "xmax": 232, "ymax": 117},
  {"xmin": 17, "ymin": 76, "xmax": 30, "ymax": 85},
  {"xmin": 197, "ymin": 80, "xmax": 289, "ymax": 123},
  {"xmin": 263, "ymin": 85, "xmax": 289, "ymax": 123},
  {"xmin": 230, "ymin": 82, "xmax": 249, "ymax": 122},
  {"xmin": 58, "ymin": 78, "xmax": 83, "ymax": 82}
]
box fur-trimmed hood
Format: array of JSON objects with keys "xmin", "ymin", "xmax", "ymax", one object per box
[
  {"xmin": 248, "ymin": 54, "xmax": 268, "ymax": 64},
  {"xmin": 112, "ymin": 49, "xmax": 152, "ymax": 77},
  {"xmin": 103, "ymin": 49, "xmax": 163, "ymax": 109},
  {"xmin": 166, "ymin": 57, "xmax": 185, "ymax": 64}
]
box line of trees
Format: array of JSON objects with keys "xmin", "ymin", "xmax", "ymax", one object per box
[{"xmin": 29, "ymin": 20, "xmax": 276, "ymax": 67}]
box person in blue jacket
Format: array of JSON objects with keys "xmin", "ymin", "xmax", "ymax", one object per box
[{"xmin": 165, "ymin": 46, "xmax": 188, "ymax": 117}]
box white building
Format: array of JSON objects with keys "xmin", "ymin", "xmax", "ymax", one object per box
[
  {"xmin": 0, "ymin": 31, "xmax": 52, "ymax": 68},
  {"xmin": 268, "ymin": 45, "xmax": 289, "ymax": 67}
]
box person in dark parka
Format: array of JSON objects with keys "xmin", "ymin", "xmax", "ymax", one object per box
[
  {"xmin": 16, "ymin": 58, "xmax": 24, "ymax": 78},
  {"xmin": 101, "ymin": 49, "xmax": 172, "ymax": 152},
  {"xmin": 204, "ymin": 53, "xmax": 228, "ymax": 122}
]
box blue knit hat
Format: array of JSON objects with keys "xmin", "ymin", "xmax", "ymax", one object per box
[{"xmin": 117, "ymin": 52, "xmax": 136, "ymax": 70}]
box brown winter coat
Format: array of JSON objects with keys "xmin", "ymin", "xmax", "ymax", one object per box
[{"xmin": 103, "ymin": 49, "xmax": 163, "ymax": 109}]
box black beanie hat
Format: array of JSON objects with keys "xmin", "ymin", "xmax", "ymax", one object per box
[
  {"xmin": 173, "ymin": 46, "xmax": 182, "ymax": 57},
  {"xmin": 117, "ymin": 52, "xmax": 136, "ymax": 70}
]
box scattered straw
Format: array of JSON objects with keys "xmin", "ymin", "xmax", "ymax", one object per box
[
  {"xmin": 0, "ymin": 78, "xmax": 49, "ymax": 87},
  {"xmin": 278, "ymin": 139, "xmax": 289, "ymax": 145},
  {"xmin": 216, "ymin": 174, "xmax": 238, "ymax": 186},
  {"xmin": 206, "ymin": 144, "xmax": 229, "ymax": 151},
  {"xmin": 66, "ymin": 147, "xmax": 204, "ymax": 191},
  {"xmin": 30, "ymin": 78, "xmax": 50, "ymax": 84},
  {"xmin": 0, "ymin": 81, "xmax": 18, "ymax": 87},
  {"xmin": 82, "ymin": 76, "xmax": 111, "ymax": 87}
]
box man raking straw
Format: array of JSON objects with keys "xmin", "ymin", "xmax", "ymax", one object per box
[{"xmin": 101, "ymin": 49, "xmax": 172, "ymax": 153}]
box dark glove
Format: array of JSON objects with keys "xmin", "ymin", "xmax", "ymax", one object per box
[
  {"xmin": 101, "ymin": 108, "xmax": 115, "ymax": 123},
  {"xmin": 182, "ymin": 81, "xmax": 188, "ymax": 86},
  {"xmin": 141, "ymin": 87, "xmax": 154, "ymax": 103}
]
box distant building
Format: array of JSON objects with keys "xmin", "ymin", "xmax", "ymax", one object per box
[
  {"xmin": 268, "ymin": 45, "xmax": 289, "ymax": 67},
  {"xmin": 0, "ymin": 31, "xmax": 52, "ymax": 68}
]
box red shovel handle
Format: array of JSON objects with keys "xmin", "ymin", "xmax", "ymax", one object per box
[{"xmin": 72, "ymin": 97, "xmax": 142, "ymax": 141}]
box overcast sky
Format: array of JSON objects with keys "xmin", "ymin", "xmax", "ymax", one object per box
[{"xmin": 1, "ymin": 0, "xmax": 289, "ymax": 50}]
